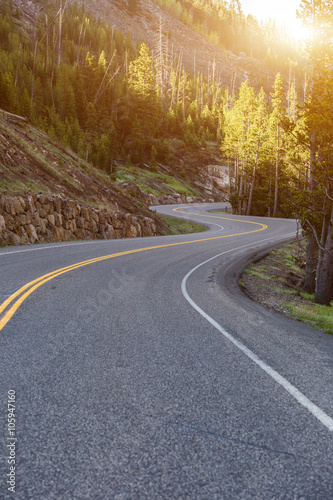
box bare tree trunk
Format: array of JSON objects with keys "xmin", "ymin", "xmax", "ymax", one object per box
[
  {"xmin": 212, "ymin": 58, "xmax": 216, "ymax": 106},
  {"xmin": 293, "ymin": 70, "xmax": 296, "ymax": 123},
  {"xmin": 93, "ymin": 49, "xmax": 120, "ymax": 105},
  {"xmin": 31, "ymin": 38, "xmax": 38, "ymax": 114},
  {"xmin": 304, "ymin": 235, "xmax": 317, "ymax": 293},
  {"xmin": 44, "ymin": 14, "xmax": 49, "ymax": 80},
  {"xmin": 182, "ymin": 71, "xmax": 185, "ymax": 122},
  {"xmin": 207, "ymin": 61, "xmax": 210, "ymax": 107},
  {"xmin": 315, "ymin": 205, "xmax": 333, "ymax": 305},
  {"xmin": 233, "ymin": 156, "xmax": 238, "ymax": 206},
  {"xmin": 77, "ymin": 21, "xmax": 84, "ymax": 65},
  {"xmin": 304, "ymin": 133, "xmax": 317, "ymax": 293},
  {"xmin": 247, "ymin": 131, "xmax": 261, "ymax": 216},
  {"xmin": 193, "ymin": 50, "xmax": 196, "ymax": 102},
  {"xmin": 175, "ymin": 54, "xmax": 182, "ymax": 110},
  {"xmin": 268, "ymin": 160, "xmax": 272, "ymax": 217},
  {"xmin": 57, "ymin": 0, "xmax": 67, "ymax": 66},
  {"xmin": 287, "ymin": 65, "xmax": 291, "ymax": 119},
  {"xmin": 155, "ymin": 17, "xmax": 165, "ymax": 104},
  {"xmin": 273, "ymin": 124, "xmax": 279, "ymax": 217},
  {"xmin": 15, "ymin": 43, "xmax": 22, "ymax": 87},
  {"xmin": 238, "ymin": 157, "xmax": 244, "ymax": 215}
]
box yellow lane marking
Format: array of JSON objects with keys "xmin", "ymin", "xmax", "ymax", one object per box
[
  {"xmin": 0, "ymin": 213, "xmax": 267, "ymax": 332},
  {"xmin": 172, "ymin": 206, "xmax": 266, "ymax": 227}
]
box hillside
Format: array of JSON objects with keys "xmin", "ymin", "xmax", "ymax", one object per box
[
  {"xmin": 69, "ymin": 0, "xmax": 274, "ymax": 92},
  {"xmin": 0, "ymin": 115, "xmax": 172, "ymax": 233},
  {"xmin": 0, "ymin": 113, "xmax": 227, "ymax": 231},
  {"xmin": 13, "ymin": 0, "xmax": 294, "ymax": 94}
]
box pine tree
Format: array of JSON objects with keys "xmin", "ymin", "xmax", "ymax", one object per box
[
  {"xmin": 247, "ymin": 87, "xmax": 268, "ymax": 215},
  {"xmin": 128, "ymin": 43, "xmax": 160, "ymax": 134},
  {"xmin": 296, "ymin": 0, "xmax": 333, "ymax": 302},
  {"xmin": 270, "ymin": 73, "xmax": 285, "ymax": 217},
  {"xmin": 221, "ymin": 80, "xmax": 256, "ymax": 214},
  {"xmin": 0, "ymin": 69, "xmax": 19, "ymax": 113},
  {"xmin": 20, "ymin": 87, "xmax": 32, "ymax": 117}
]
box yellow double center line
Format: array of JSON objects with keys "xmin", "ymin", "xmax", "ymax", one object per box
[{"xmin": 0, "ymin": 211, "xmax": 267, "ymax": 332}]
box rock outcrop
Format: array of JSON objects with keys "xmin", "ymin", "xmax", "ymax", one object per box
[
  {"xmin": 200, "ymin": 165, "xmax": 230, "ymax": 199},
  {"xmin": 0, "ymin": 193, "xmax": 157, "ymax": 246}
]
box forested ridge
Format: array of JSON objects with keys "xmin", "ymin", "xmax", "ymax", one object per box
[
  {"xmin": 150, "ymin": 0, "xmax": 305, "ymax": 73},
  {"xmin": 0, "ymin": 0, "xmax": 333, "ymax": 306}
]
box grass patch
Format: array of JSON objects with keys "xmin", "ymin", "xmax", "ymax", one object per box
[
  {"xmin": 300, "ymin": 291, "xmax": 315, "ymax": 300},
  {"xmin": 158, "ymin": 215, "xmax": 205, "ymax": 235},
  {"xmin": 284, "ymin": 260, "xmax": 300, "ymax": 273},
  {"xmin": 4, "ymin": 125, "xmax": 65, "ymax": 180},
  {"xmin": 209, "ymin": 209, "xmax": 232, "ymax": 214},
  {"xmin": 115, "ymin": 163, "xmax": 199, "ymax": 198},
  {"xmin": 286, "ymin": 302, "xmax": 333, "ymax": 334},
  {"xmin": 244, "ymin": 264, "xmax": 271, "ymax": 281},
  {"xmin": 164, "ymin": 177, "xmax": 198, "ymax": 196},
  {"xmin": 238, "ymin": 279, "xmax": 246, "ymax": 288},
  {"xmin": 0, "ymin": 178, "xmax": 48, "ymax": 194}
]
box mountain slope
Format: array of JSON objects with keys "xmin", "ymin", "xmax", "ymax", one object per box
[{"xmin": 70, "ymin": 0, "xmax": 275, "ymax": 92}]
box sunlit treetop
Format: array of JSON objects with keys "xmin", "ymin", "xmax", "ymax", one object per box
[{"xmin": 296, "ymin": 0, "xmax": 333, "ymax": 45}]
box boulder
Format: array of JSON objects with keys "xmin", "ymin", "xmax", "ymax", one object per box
[
  {"xmin": 39, "ymin": 204, "xmax": 52, "ymax": 218},
  {"xmin": 105, "ymin": 224, "xmax": 115, "ymax": 239},
  {"xmin": 47, "ymin": 214, "xmax": 56, "ymax": 226},
  {"xmin": 39, "ymin": 218, "xmax": 48, "ymax": 234},
  {"xmin": 0, "ymin": 214, "xmax": 6, "ymax": 233},
  {"xmin": 7, "ymin": 231, "xmax": 21, "ymax": 245},
  {"xmin": 126, "ymin": 224, "xmax": 138, "ymax": 238},
  {"xmin": 26, "ymin": 224, "xmax": 38, "ymax": 243},
  {"xmin": 26, "ymin": 195, "xmax": 36, "ymax": 213},
  {"xmin": 54, "ymin": 213, "xmax": 63, "ymax": 227},
  {"xmin": 54, "ymin": 226, "xmax": 66, "ymax": 241},
  {"xmin": 36, "ymin": 194, "xmax": 48, "ymax": 205},
  {"xmin": 4, "ymin": 214, "xmax": 15, "ymax": 231}
]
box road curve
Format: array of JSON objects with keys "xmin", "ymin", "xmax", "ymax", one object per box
[{"xmin": 1, "ymin": 202, "xmax": 333, "ymax": 499}]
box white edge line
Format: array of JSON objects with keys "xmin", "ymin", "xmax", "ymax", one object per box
[
  {"xmin": 181, "ymin": 233, "xmax": 333, "ymax": 432},
  {"xmin": 0, "ymin": 239, "xmax": 122, "ymax": 256}
]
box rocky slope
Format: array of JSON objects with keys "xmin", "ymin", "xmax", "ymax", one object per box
[{"xmin": 0, "ymin": 116, "xmax": 170, "ymax": 236}]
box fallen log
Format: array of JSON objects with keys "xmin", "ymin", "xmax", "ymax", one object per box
[{"xmin": 0, "ymin": 109, "xmax": 30, "ymax": 123}]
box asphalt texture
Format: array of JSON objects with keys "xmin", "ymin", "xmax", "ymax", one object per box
[{"xmin": 0, "ymin": 202, "xmax": 333, "ymax": 499}]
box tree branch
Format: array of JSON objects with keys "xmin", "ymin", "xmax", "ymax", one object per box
[
  {"xmin": 325, "ymin": 189, "xmax": 333, "ymax": 202},
  {"xmin": 305, "ymin": 219, "xmax": 325, "ymax": 252},
  {"xmin": 93, "ymin": 51, "xmax": 121, "ymax": 105}
]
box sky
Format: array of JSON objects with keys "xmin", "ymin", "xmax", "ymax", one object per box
[{"xmin": 241, "ymin": 0, "xmax": 303, "ymax": 32}]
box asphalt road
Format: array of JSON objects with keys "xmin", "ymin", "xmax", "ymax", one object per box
[{"xmin": 1, "ymin": 202, "xmax": 333, "ymax": 499}]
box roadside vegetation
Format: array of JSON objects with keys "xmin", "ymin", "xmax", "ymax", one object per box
[
  {"xmin": 241, "ymin": 242, "xmax": 333, "ymax": 334},
  {"xmin": 115, "ymin": 163, "xmax": 200, "ymax": 198},
  {"xmin": 157, "ymin": 215, "xmax": 205, "ymax": 235}
]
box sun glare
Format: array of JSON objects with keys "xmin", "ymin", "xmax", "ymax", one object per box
[{"xmin": 285, "ymin": 18, "xmax": 312, "ymax": 43}]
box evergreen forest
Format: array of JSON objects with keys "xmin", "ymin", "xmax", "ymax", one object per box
[{"xmin": 0, "ymin": 0, "xmax": 333, "ymax": 305}]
